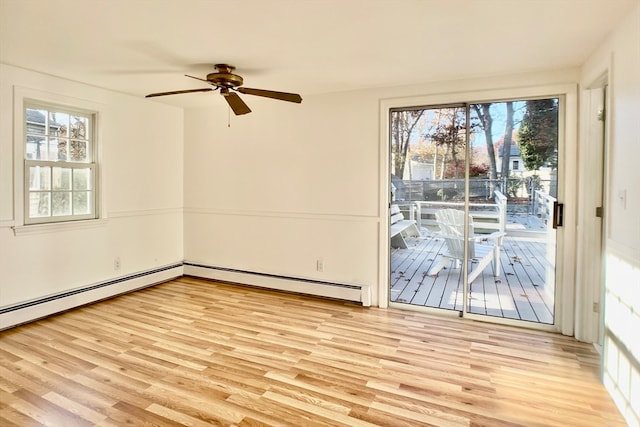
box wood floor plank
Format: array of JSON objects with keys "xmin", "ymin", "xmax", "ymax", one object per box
[
  {"xmin": 11, "ymin": 388, "xmax": 93, "ymax": 426},
  {"xmin": 41, "ymin": 391, "xmax": 109, "ymax": 425},
  {"xmin": 0, "ymin": 277, "xmax": 625, "ymax": 426}
]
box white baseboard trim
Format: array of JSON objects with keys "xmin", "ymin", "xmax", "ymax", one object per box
[
  {"xmin": 1, "ymin": 263, "xmax": 372, "ymax": 330},
  {"xmin": 0, "ymin": 264, "xmax": 183, "ymax": 330},
  {"xmin": 184, "ymin": 262, "xmax": 371, "ymax": 306}
]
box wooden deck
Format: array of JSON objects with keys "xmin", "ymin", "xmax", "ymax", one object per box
[{"xmin": 391, "ymin": 230, "xmax": 555, "ymax": 324}]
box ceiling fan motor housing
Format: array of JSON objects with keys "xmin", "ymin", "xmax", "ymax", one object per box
[{"xmin": 207, "ymin": 64, "xmax": 243, "ymax": 88}]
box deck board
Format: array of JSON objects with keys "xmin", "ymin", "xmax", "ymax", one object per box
[
  {"xmin": 391, "ymin": 232, "xmax": 555, "ymax": 324},
  {"xmin": 501, "ymin": 237, "xmax": 554, "ymax": 323}
]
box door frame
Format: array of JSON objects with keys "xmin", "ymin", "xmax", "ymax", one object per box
[
  {"xmin": 378, "ymin": 84, "xmax": 578, "ymax": 335},
  {"xmin": 575, "ymin": 74, "xmax": 608, "ymax": 346}
]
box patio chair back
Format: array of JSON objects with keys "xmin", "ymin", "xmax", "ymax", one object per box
[
  {"xmin": 435, "ymin": 209, "xmax": 475, "ymax": 259},
  {"xmin": 429, "ymin": 208, "xmax": 505, "ymax": 284}
]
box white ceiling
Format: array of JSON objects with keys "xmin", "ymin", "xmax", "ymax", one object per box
[{"xmin": 1, "ymin": 0, "xmax": 636, "ymax": 108}]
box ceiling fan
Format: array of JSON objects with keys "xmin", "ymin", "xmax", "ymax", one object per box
[{"xmin": 145, "ymin": 64, "xmax": 302, "ymax": 115}]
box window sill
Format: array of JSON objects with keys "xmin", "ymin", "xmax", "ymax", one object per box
[{"xmin": 12, "ymin": 218, "xmax": 108, "ymax": 236}]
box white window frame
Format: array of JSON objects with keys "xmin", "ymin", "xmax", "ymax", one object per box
[
  {"xmin": 24, "ymin": 161, "xmax": 97, "ymax": 224},
  {"xmin": 23, "ymin": 100, "xmax": 98, "ymax": 225},
  {"xmin": 22, "ymin": 100, "xmax": 99, "ymax": 226},
  {"xmin": 9, "ymin": 87, "xmax": 106, "ymax": 236}
]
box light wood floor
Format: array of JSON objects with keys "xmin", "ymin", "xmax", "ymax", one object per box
[{"xmin": 0, "ymin": 277, "xmax": 624, "ymax": 426}]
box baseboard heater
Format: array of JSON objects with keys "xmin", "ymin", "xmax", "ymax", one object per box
[
  {"xmin": 184, "ymin": 262, "xmax": 371, "ymax": 307},
  {"xmin": 0, "ymin": 264, "xmax": 183, "ymax": 330}
]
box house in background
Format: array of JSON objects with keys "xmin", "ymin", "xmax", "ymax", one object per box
[
  {"xmin": 498, "ymin": 144, "xmax": 524, "ymax": 174},
  {"xmin": 0, "ymin": 1, "xmax": 638, "ymax": 424},
  {"xmin": 404, "ymin": 157, "xmax": 435, "ymax": 181}
]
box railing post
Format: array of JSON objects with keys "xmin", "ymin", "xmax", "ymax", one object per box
[{"xmin": 494, "ymin": 190, "xmax": 507, "ymax": 235}]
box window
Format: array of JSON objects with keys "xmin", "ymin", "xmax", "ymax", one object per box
[
  {"xmin": 512, "ymin": 160, "xmax": 520, "ymax": 171},
  {"xmin": 24, "ymin": 103, "xmax": 97, "ymax": 224}
]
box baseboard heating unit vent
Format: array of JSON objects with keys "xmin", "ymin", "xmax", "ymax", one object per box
[
  {"xmin": 0, "ymin": 264, "xmax": 183, "ymax": 330},
  {"xmin": 183, "ymin": 262, "xmax": 371, "ymax": 306}
]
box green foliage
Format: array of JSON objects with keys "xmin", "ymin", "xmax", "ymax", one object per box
[
  {"xmin": 518, "ymin": 99, "xmax": 558, "ymax": 170},
  {"xmin": 507, "ymin": 176, "xmax": 524, "ymax": 197}
]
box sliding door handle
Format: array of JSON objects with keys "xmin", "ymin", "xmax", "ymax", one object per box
[{"xmin": 553, "ymin": 202, "xmax": 564, "ymax": 229}]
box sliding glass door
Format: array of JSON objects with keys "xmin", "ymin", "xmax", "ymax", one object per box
[{"xmin": 389, "ymin": 98, "xmax": 559, "ymax": 327}]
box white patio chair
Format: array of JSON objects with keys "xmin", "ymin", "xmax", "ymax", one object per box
[{"xmin": 428, "ymin": 208, "xmax": 505, "ymax": 284}]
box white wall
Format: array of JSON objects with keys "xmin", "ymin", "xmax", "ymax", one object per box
[
  {"xmin": 0, "ymin": 64, "xmax": 184, "ymax": 311},
  {"xmin": 183, "ymin": 92, "xmax": 381, "ymax": 297},
  {"xmin": 580, "ymin": 4, "xmax": 640, "ymax": 426}
]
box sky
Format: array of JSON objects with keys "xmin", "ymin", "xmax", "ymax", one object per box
[{"xmin": 402, "ymin": 101, "xmax": 528, "ymax": 148}]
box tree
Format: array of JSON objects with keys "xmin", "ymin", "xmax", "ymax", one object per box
[
  {"xmin": 499, "ymin": 101, "xmax": 515, "ymax": 194},
  {"xmin": 429, "ymin": 107, "xmax": 466, "ymax": 179},
  {"xmin": 518, "ymin": 99, "xmax": 558, "ymax": 170},
  {"xmin": 472, "ymin": 104, "xmax": 499, "ymax": 181},
  {"xmin": 500, "ymin": 102, "xmax": 514, "ymax": 178},
  {"xmin": 391, "ymin": 110, "xmax": 424, "ymax": 179}
]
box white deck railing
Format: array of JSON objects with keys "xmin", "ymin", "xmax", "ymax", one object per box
[
  {"xmin": 533, "ymin": 190, "xmax": 557, "ymax": 230},
  {"xmin": 403, "ymin": 190, "xmax": 507, "ymax": 234}
]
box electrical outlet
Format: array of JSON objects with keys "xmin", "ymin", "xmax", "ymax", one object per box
[
  {"xmin": 316, "ymin": 258, "xmax": 324, "ymax": 272},
  {"xmin": 114, "ymin": 257, "xmax": 121, "ymax": 271}
]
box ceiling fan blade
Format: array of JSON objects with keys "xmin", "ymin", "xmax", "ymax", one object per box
[
  {"xmin": 185, "ymin": 74, "xmax": 213, "ymax": 84},
  {"xmin": 146, "ymin": 88, "xmax": 213, "ymax": 98},
  {"xmin": 222, "ymin": 91, "xmax": 252, "ymax": 115},
  {"xmin": 238, "ymin": 87, "xmax": 302, "ymax": 103}
]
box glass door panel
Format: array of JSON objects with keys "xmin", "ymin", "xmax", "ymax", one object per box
[
  {"xmin": 465, "ymin": 100, "xmax": 558, "ymax": 324},
  {"xmin": 389, "ymin": 104, "xmax": 469, "ymax": 312}
]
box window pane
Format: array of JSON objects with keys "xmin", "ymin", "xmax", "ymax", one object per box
[
  {"xmin": 50, "ymin": 112, "xmax": 69, "ymax": 137},
  {"xmin": 52, "ymin": 167, "xmax": 71, "ymax": 190},
  {"xmin": 70, "ymin": 115, "xmax": 88, "ymax": 140},
  {"xmin": 29, "ymin": 166, "xmax": 50, "ymax": 190},
  {"xmin": 73, "ymin": 191, "xmax": 91, "ymax": 215},
  {"xmin": 390, "ymin": 106, "xmax": 467, "ymax": 202},
  {"xmin": 29, "ymin": 192, "xmax": 50, "ymax": 217},
  {"xmin": 53, "ymin": 138, "xmax": 69, "ymax": 160},
  {"xmin": 26, "ymin": 108, "xmax": 47, "ymax": 134},
  {"xmin": 73, "ymin": 168, "xmax": 91, "ymax": 190},
  {"xmin": 46, "ymin": 138, "xmax": 58, "ymax": 161},
  {"xmin": 70, "ymin": 140, "xmax": 87, "ymax": 162},
  {"xmin": 26, "ymin": 135, "xmax": 46, "ymax": 160},
  {"xmin": 52, "ymin": 191, "xmax": 71, "ymax": 216}
]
